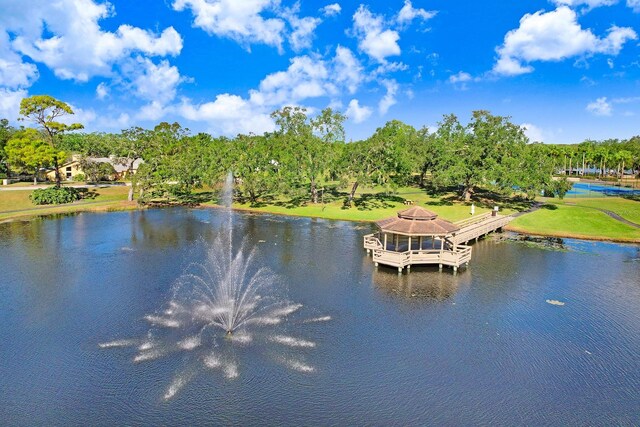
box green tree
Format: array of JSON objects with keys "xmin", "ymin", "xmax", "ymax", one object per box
[
  {"xmin": 0, "ymin": 118, "xmax": 16, "ymax": 176},
  {"xmin": 430, "ymin": 111, "xmax": 528, "ymax": 201},
  {"xmin": 231, "ymin": 134, "xmax": 280, "ymax": 204},
  {"xmin": 515, "ymin": 143, "xmax": 554, "ymax": 200},
  {"xmin": 78, "ymin": 157, "xmax": 116, "ymax": 183},
  {"xmin": 18, "ymin": 95, "xmax": 83, "ymax": 187},
  {"xmin": 340, "ymin": 122, "xmax": 414, "ymax": 206},
  {"xmin": 271, "ymin": 107, "xmax": 344, "ymax": 203},
  {"xmin": 5, "ymin": 128, "xmax": 59, "ymax": 184},
  {"xmin": 135, "ymin": 122, "xmax": 193, "ymax": 202}
]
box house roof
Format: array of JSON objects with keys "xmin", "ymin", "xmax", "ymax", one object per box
[
  {"xmin": 89, "ymin": 157, "xmax": 143, "ymax": 173},
  {"xmin": 57, "ymin": 157, "xmax": 143, "ymax": 172},
  {"xmin": 375, "ymin": 206, "xmax": 460, "ymax": 236}
]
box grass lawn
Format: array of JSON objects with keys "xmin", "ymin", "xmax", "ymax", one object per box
[
  {"xmin": 508, "ymin": 200, "xmax": 640, "ymax": 242},
  {"xmin": 0, "ymin": 186, "xmax": 132, "ymax": 221},
  {"xmin": 559, "ymin": 197, "xmax": 640, "ymax": 225},
  {"xmin": 200, "ymin": 185, "xmax": 519, "ymax": 223}
]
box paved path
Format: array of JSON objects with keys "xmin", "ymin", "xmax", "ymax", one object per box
[
  {"xmin": 0, "ymin": 199, "xmax": 125, "ymax": 217},
  {"xmin": 0, "ymin": 183, "xmax": 128, "ymax": 191},
  {"xmin": 593, "ymin": 207, "xmax": 640, "ymax": 228},
  {"xmin": 563, "ymin": 202, "xmax": 640, "ymax": 228},
  {"xmin": 510, "ymin": 202, "xmax": 543, "ymax": 218}
]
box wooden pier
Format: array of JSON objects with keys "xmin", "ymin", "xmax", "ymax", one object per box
[
  {"xmin": 364, "ymin": 208, "xmax": 512, "ymax": 273},
  {"xmin": 450, "ymin": 212, "xmax": 513, "ymax": 245}
]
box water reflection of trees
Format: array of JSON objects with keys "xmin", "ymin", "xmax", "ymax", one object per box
[
  {"xmin": 131, "ymin": 210, "xmax": 214, "ymax": 248},
  {"xmin": 372, "ymin": 267, "xmax": 470, "ymax": 301},
  {"xmin": 0, "ymin": 219, "xmax": 72, "ymax": 322}
]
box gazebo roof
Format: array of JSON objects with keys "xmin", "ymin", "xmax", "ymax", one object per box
[{"xmin": 375, "ymin": 206, "xmax": 460, "ymax": 236}]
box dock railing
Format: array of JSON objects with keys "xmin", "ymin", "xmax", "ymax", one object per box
[
  {"xmin": 365, "ymin": 233, "xmax": 472, "ymax": 269},
  {"xmin": 451, "ymin": 215, "xmax": 512, "ymax": 245},
  {"xmin": 454, "ymin": 212, "xmax": 492, "ymax": 228}
]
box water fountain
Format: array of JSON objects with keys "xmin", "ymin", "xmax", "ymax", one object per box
[{"xmin": 100, "ymin": 172, "xmax": 329, "ymax": 400}]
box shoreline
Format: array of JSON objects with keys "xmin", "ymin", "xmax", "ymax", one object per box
[
  {"xmin": 503, "ymin": 224, "xmax": 640, "ymax": 244},
  {"xmin": 2, "ymin": 200, "xmax": 639, "ymax": 245}
]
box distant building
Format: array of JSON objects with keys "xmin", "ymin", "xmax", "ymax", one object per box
[{"xmin": 44, "ymin": 156, "xmax": 144, "ymax": 182}]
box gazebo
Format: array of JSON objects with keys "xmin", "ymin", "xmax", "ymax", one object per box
[{"xmin": 363, "ymin": 206, "xmax": 472, "ymax": 273}]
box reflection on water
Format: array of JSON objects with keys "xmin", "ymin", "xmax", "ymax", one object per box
[
  {"xmin": 0, "ymin": 209, "xmax": 639, "ymax": 426},
  {"xmin": 372, "ymin": 267, "xmax": 468, "ymax": 301}
]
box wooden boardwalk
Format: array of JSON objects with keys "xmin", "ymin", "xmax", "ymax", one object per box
[
  {"xmin": 363, "ymin": 212, "xmax": 512, "ymax": 273},
  {"xmin": 450, "ymin": 212, "xmax": 513, "ymax": 245}
]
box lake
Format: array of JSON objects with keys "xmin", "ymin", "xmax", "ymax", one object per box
[{"xmin": 1, "ymin": 208, "xmax": 639, "ymax": 426}]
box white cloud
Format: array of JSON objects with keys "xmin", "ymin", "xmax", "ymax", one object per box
[
  {"xmin": 372, "ymin": 61, "xmax": 408, "ymax": 77},
  {"xmin": 251, "ymin": 55, "xmax": 331, "ymax": 106},
  {"xmin": 0, "ymin": 88, "xmax": 27, "ymax": 121},
  {"xmin": 493, "ymin": 7, "xmax": 637, "ymax": 76},
  {"xmin": 68, "ymin": 105, "xmax": 96, "ymax": 126},
  {"xmin": 116, "ymin": 113, "xmax": 131, "ymax": 127},
  {"xmin": 179, "ymin": 94, "xmax": 275, "ymax": 135},
  {"xmin": 586, "ymin": 97, "xmax": 612, "ymax": 115},
  {"xmin": 629, "ymin": 0, "xmax": 640, "ymax": 12},
  {"xmin": 96, "ymin": 82, "xmax": 109, "ymax": 99},
  {"xmin": 378, "ymin": 79, "xmax": 398, "ymax": 115},
  {"xmin": 117, "ymin": 57, "xmax": 187, "ymax": 120},
  {"xmin": 351, "ymin": 5, "xmax": 401, "ymax": 62},
  {"xmin": 281, "ymin": 4, "xmax": 321, "ymax": 52},
  {"xmin": 551, "ymin": 0, "xmax": 617, "ymax": 9},
  {"xmin": 126, "ymin": 58, "xmax": 184, "ymax": 105},
  {"xmin": 7, "ymin": 0, "xmax": 182, "ymax": 82},
  {"xmin": 396, "ymin": 0, "xmax": 437, "ymax": 26},
  {"xmin": 172, "ymin": 0, "xmax": 285, "ymax": 50},
  {"xmin": 321, "ymin": 3, "xmax": 342, "ymax": 17},
  {"xmin": 345, "ymin": 99, "xmax": 372, "ymax": 123},
  {"xmin": 521, "ymin": 123, "xmax": 545, "ymax": 142},
  {"xmin": 333, "ymin": 46, "xmax": 364, "ymax": 94},
  {"xmin": 448, "ymin": 71, "xmax": 476, "ymax": 90},
  {"xmin": 0, "ymin": 32, "xmax": 38, "ymax": 89},
  {"xmin": 612, "ymin": 96, "xmax": 640, "ymax": 103},
  {"xmin": 137, "ymin": 101, "xmax": 168, "ymax": 121},
  {"xmin": 449, "ymin": 71, "xmax": 472, "ymax": 84},
  {"xmin": 176, "ymin": 47, "xmax": 366, "ymax": 135}
]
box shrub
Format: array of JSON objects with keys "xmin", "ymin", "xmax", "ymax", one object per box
[
  {"xmin": 73, "ymin": 173, "xmax": 86, "ymax": 182},
  {"xmin": 30, "ymin": 187, "xmax": 81, "ymax": 205}
]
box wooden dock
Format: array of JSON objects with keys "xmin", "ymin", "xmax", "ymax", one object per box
[
  {"xmin": 450, "ymin": 212, "xmax": 513, "ymax": 245},
  {"xmin": 363, "ymin": 212, "xmax": 512, "ymax": 273}
]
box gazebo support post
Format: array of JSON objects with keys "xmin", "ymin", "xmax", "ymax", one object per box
[{"xmin": 384, "ymin": 233, "xmax": 388, "ymax": 250}]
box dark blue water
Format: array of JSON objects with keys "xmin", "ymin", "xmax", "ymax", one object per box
[{"xmin": 1, "ymin": 209, "xmax": 639, "ymax": 426}]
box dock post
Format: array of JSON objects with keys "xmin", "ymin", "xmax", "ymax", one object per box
[
  {"xmin": 398, "ymin": 267, "xmax": 402, "ymax": 274},
  {"xmin": 453, "ymin": 266, "xmax": 458, "ymax": 275},
  {"xmin": 366, "ymin": 249, "xmax": 370, "ymax": 255},
  {"xmin": 374, "ymin": 262, "xmax": 379, "ymax": 267},
  {"xmin": 438, "ymin": 264, "xmax": 442, "ymax": 271}
]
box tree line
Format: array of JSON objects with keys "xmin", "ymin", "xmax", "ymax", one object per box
[{"xmin": 1, "ymin": 95, "xmax": 639, "ymax": 205}]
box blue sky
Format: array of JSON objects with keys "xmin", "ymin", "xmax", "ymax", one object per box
[{"xmin": 1, "ymin": 0, "xmax": 639, "ymax": 143}]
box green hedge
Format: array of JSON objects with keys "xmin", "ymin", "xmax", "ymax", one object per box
[{"xmin": 30, "ymin": 187, "xmax": 81, "ymax": 205}]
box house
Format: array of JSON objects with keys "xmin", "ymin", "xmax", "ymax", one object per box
[{"xmin": 45, "ymin": 156, "xmax": 144, "ymax": 182}]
